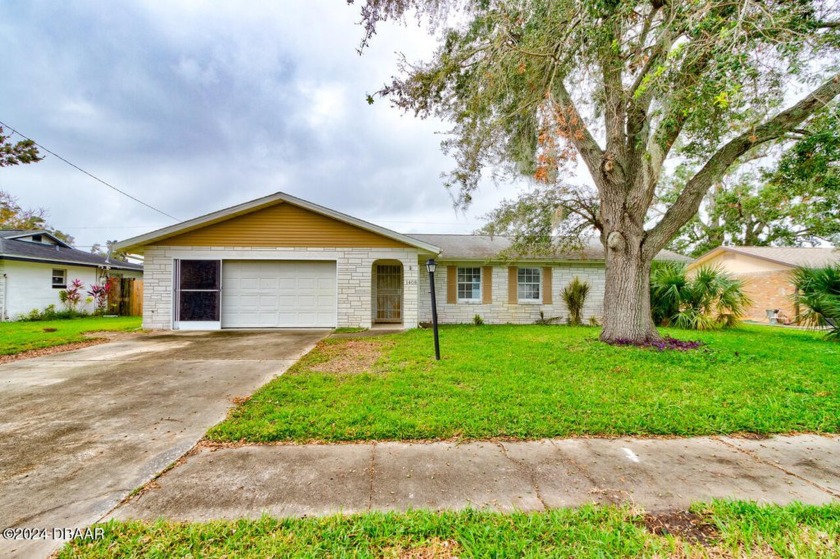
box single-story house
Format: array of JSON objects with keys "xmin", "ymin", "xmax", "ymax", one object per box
[
  {"xmin": 0, "ymin": 230, "xmax": 144, "ymax": 320},
  {"xmin": 687, "ymin": 245, "xmax": 840, "ymax": 322},
  {"xmin": 115, "ymin": 192, "xmax": 688, "ymax": 330}
]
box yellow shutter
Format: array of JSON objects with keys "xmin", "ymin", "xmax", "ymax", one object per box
[
  {"xmin": 542, "ymin": 267, "xmax": 553, "ymax": 304},
  {"xmin": 447, "ymin": 266, "xmax": 457, "ymax": 304},
  {"xmin": 508, "ymin": 266, "xmax": 518, "ymax": 304},
  {"xmin": 482, "ymin": 266, "xmax": 493, "ymax": 304}
]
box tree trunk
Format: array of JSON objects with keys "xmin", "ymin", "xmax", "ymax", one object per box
[{"xmin": 599, "ymin": 231, "xmax": 660, "ymax": 343}]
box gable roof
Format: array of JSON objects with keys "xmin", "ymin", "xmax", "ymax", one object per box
[
  {"xmin": 0, "ymin": 229, "xmax": 72, "ymax": 248},
  {"xmin": 114, "ymin": 191, "xmax": 441, "ymax": 254},
  {"xmin": 0, "ymin": 231, "xmax": 143, "ymax": 271},
  {"xmin": 407, "ymin": 234, "xmax": 690, "ymax": 262},
  {"xmin": 690, "ymin": 246, "xmax": 840, "ymax": 270}
]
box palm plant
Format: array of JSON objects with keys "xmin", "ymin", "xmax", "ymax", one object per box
[
  {"xmin": 650, "ymin": 263, "xmax": 751, "ymax": 330},
  {"xmin": 649, "ymin": 261, "xmax": 686, "ymax": 326},
  {"xmin": 562, "ymin": 277, "xmax": 590, "ymax": 326},
  {"xmin": 791, "ymin": 264, "xmax": 840, "ymax": 340}
]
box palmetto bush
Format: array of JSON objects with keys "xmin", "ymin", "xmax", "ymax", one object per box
[
  {"xmin": 791, "ymin": 264, "xmax": 840, "ymax": 341},
  {"xmin": 650, "ymin": 262, "xmax": 751, "ymax": 330},
  {"xmin": 562, "ymin": 277, "xmax": 590, "ymax": 326}
]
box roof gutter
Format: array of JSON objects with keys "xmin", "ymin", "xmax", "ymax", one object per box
[{"xmin": 0, "ymin": 254, "xmax": 142, "ymax": 271}]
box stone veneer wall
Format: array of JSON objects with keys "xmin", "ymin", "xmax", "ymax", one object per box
[
  {"xmin": 737, "ymin": 270, "xmax": 797, "ymax": 322},
  {"xmin": 417, "ymin": 261, "xmax": 606, "ymax": 325},
  {"xmin": 142, "ymin": 246, "xmax": 420, "ymax": 330}
]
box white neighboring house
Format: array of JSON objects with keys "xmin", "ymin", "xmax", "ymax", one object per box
[{"xmin": 0, "ymin": 230, "xmax": 144, "ymax": 320}]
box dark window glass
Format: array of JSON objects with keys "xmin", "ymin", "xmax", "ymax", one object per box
[
  {"xmin": 180, "ymin": 260, "xmax": 220, "ymax": 290},
  {"xmin": 179, "ymin": 291, "xmax": 220, "ymax": 321},
  {"xmin": 52, "ymin": 269, "xmax": 67, "ymax": 288}
]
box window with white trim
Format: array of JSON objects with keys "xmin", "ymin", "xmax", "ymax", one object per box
[
  {"xmin": 52, "ymin": 269, "xmax": 67, "ymax": 288},
  {"xmin": 517, "ymin": 267, "xmax": 541, "ymax": 302},
  {"xmin": 457, "ymin": 267, "xmax": 482, "ymax": 302}
]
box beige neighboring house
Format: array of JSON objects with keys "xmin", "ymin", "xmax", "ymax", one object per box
[
  {"xmin": 687, "ymin": 246, "xmax": 840, "ymax": 322},
  {"xmin": 115, "ymin": 191, "xmax": 687, "ymax": 331}
]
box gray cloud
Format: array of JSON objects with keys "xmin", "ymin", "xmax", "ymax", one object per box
[{"xmin": 0, "ymin": 0, "xmax": 515, "ymax": 249}]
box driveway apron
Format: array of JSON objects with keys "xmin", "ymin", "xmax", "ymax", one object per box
[{"xmin": 0, "ymin": 329, "xmax": 325, "ymax": 559}]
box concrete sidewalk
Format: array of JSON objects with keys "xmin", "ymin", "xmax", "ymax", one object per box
[{"xmin": 112, "ymin": 434, "xmax": 840, "ymax": 521}]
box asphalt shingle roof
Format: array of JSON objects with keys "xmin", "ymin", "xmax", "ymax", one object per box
[
  {"xmin": 723, "ymin": 246, "xmax": 840, "ymax": 268},
  {"xmin": 407, "ymin": 234, "xmax": 690, "ymax": 262},
  {"xmin": 0, "ymin": 231, "xmax": 143, "ymax": 271}
]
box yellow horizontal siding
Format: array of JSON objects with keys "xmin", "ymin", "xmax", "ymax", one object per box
[{"xmin": 152, "ymin": 202, "xmax": 411, "ymax": 248}]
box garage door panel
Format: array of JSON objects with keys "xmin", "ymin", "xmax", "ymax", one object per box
[
  {"xmin": 240, "ymin": 278, "xmax": 258, "ymax": 289},
  {"xmin": 222, "ymin": 261, "xmax": 336, "ymax": 328},
  {"xmin": 238, "ymin": 296, "xmax": 260, "ymax": 309}
]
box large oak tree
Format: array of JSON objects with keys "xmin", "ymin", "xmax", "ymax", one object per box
[{"xmin": 351, "ymin": 0, "xmax": 840, "ymax": 343}]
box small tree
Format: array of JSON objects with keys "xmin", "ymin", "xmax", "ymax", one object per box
[
  {"xmin": 562, "ymin": 277, "xmax": 590, "ymax": 326},
  {"xmin": 650, "ymin": 263, "xmax": 750, "ymax": 330},
  {"xmin": 791, "ymin": 264, "xmax": 840, "ymax": 341},
  {"xmin": 0, "ymin": 191, "xmax": 75, "ymax": 245}
]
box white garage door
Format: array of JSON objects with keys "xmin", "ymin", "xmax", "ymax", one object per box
[{"xmin": 222, "ymin": 261, "xmax": 337, "ymax": 328}]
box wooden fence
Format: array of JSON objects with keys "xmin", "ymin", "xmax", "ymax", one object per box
[{"xmin": 109, "ymin": 278, "xmax": 143, "ymax": 316}]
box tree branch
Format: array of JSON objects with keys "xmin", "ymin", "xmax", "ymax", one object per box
[
  {"xmin": 551, "ymin": 81, "xmax": 605, "ymax": 187},
  {"xmin": 644, "ymin": 71, "xmax": 840, "ymax": 257}
]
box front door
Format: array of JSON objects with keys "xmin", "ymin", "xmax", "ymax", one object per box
[
  {"xmin": 174, "ymin": 259, "xmax": 221, "ymax": 330},
  {"xmin": 375, "ymin": 264, "xmax": 403, "ymax": 323}
]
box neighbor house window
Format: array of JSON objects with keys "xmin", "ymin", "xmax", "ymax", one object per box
[
  {"xmin": 52, "ymin": 269, "xmax": 67, "ymax": 288},
  {"xmin": 457, "ymin": 267, "xmax": 482, "ymax": 302},
  {"xmin": 517, "ymin": 267, "xmax": 541, "ymax": 302}
]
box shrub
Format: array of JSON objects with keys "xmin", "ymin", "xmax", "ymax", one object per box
[
  {"xmin": 18, "ymin": 305, "xmax": 88, "ymax": 321},
  {"xmin": 472, "ymin": 314, "xmax": 484, "ymax": 326},
  {"xmin": 791, "ymin": 264, "xmax": 840, "ymax": 341},
  {"xmin": 59, "ymin": 279, "xmax": 84, "ymax": 311},
  {"xmin": 650, "ymin": 262, "xmax": 750, "ymax": 330},
  {"xmin": 562, "ymin": 277, "xmax": 590, "ymax": 326},
  {"xmin": 87, "ymin": 281, "xmax": 112, "ymax": 315}
]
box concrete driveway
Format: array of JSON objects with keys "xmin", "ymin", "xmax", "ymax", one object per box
[{"xmin": 0, "ymin": 329, "xmax": 326, "ymax": 559}]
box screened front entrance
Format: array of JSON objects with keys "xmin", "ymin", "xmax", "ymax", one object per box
[
  {"xmin": 174, "ymin": 259, "xmax": 221, "ymax": 329},
  {"xmin": 374, "ymin": 263, "xmax": 403, "ymax": 324}
]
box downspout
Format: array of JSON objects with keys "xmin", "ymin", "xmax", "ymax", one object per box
[{"xmin": 2, "ymin": 273, "xmax": 7, "ymax": 322}]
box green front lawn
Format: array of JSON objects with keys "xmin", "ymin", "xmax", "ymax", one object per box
[
  {"xmin": 59, "ymin": 501, "xmax": 840, "ymax": 558},
  {"xmin": 208, "ymin": 325, "xmax": 840, "ymax": 442},
  {"xmin": 0, "ymin": 317, "xmax": 142, "ymax": 356}
]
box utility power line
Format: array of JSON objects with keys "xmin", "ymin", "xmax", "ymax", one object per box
[{"xmin": 0, "ymin": 120, "xmax": 180, "ymax": 222}]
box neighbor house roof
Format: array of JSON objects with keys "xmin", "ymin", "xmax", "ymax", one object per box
[
  {"xmin": 690, "ymin": 246, "xmax": 840, "ymax": 270},
  {"xmin": 407, "ymin": 234, "xmax": 690, "ymax": 262},
  {"xmin": 0, "ymin": 229, "xmax": 72, "ymax": 247},
  {"xmin": 114, "ymin": 191, "xmax": 441, "ymax": 254},
  {"xmin": 0, "ymin": 231, "xmax": 143, "ymax": 271}
]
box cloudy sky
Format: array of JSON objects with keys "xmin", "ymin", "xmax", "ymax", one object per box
[{"xmin": 0, "ymin": 1, "xmax": 527, "ymax": 250}]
